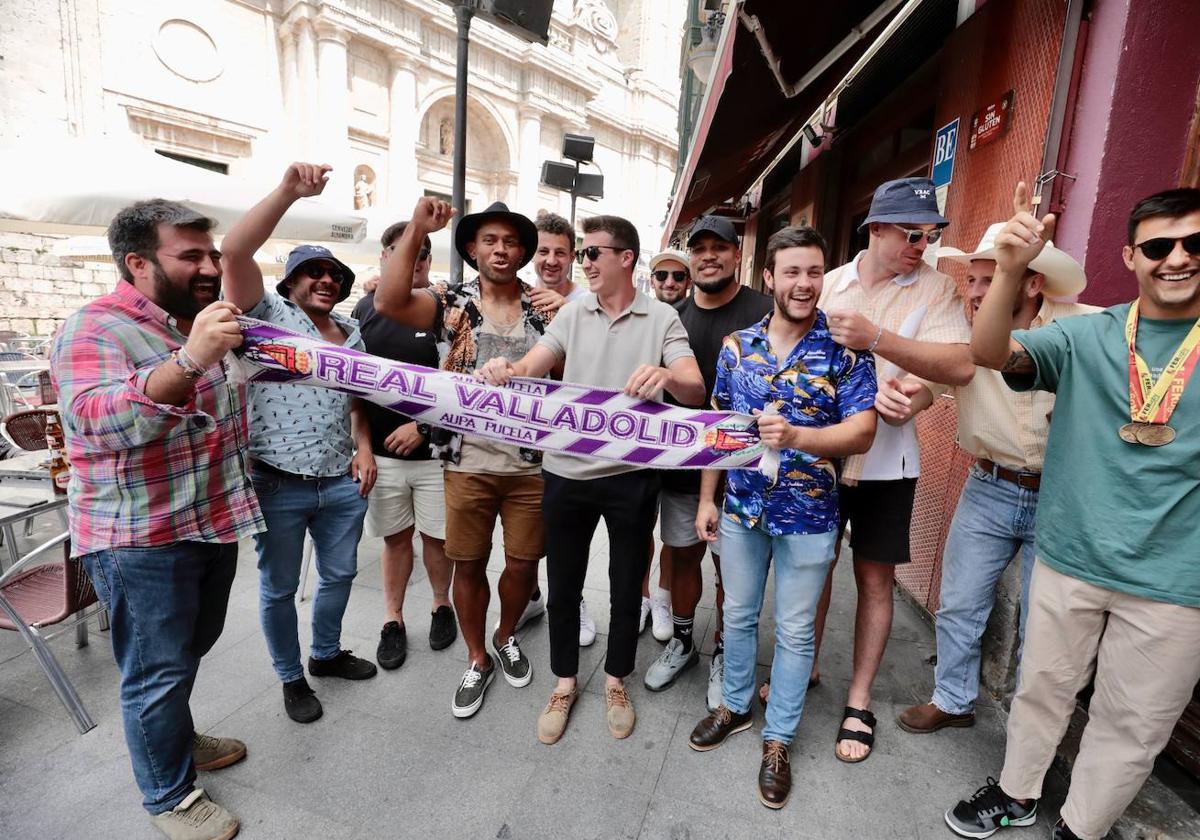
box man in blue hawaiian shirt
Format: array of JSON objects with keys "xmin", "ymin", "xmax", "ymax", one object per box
[{"xmin": 687, "ymin": 226, "xmax": 878, "ymax": 810}]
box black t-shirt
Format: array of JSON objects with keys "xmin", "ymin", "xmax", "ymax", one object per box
[
  {"xmin": 352, "ymin": 292, "xmax": 440, "ymax": 460},
  {"xmin": 662, "ymin": 284, "xmax": 773, "ymax": 493}
]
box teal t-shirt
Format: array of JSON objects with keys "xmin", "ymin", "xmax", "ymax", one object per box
[{"xmin": 1011, "ymin": 303, "xmax": 1200, "ymax": 608}]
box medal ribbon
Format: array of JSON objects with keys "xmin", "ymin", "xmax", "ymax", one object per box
[{"xmin": 1124, "ymin": 300, "xmax": 1200, "ymax": 424}]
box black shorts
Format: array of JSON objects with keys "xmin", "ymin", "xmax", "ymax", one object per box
[{"xmin": 837, "ymin": 478, "xmax": 918, "ymax": 565}]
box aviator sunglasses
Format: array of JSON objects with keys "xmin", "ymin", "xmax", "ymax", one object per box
[
  {"xmin": 892, "ymin": 224, "xmax": 943, "ymax": 246},
  {"xmin": 653, "ymin": 270, "xmax": 688, "ymax": 283},
  {"xmin": 1133, "ymin": 232, "xmax": 1200, "ymax": 262},
  {"xmin": 575, "ymin": 245, "xmax": 629, "ymax": 264}
]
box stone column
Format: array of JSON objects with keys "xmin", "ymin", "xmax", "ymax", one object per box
[
  {"xmin": 315, "ymin": 20, "xmax": 351, "ymax": 206},
  {"xmin": 388, "ymin": 51, "xmax": 420, "ymax": 209},
  {"xmin": 515, "ymin": 104, "xmax": 544, "ymax": 215},
  {"xmin": 277, "ymin": 21, "xmax": 301, "ymax": 158},
  {"xmin": 295, "ymin": 17, "xmax": 319, "ymax": 158}
]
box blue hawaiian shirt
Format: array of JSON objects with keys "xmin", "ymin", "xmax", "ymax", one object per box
[{"xmin": 712, "ymin": 310, "xmax": 877, "ymax": 535}]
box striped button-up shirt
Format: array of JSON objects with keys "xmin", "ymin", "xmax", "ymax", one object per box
[
  {"xmin": 952, "ymin": 299, "xmax": 1099, "ymax": 472},
  {"xmin": 51, "ymin": 281, "xmax": 264, "ymax": 557},
  {"xmin": 819, "ymin": 252, "xmax": 971, "ymax": 483}
]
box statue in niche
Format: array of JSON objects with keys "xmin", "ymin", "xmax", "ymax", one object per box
[
  {"xmin": 439, "ymin": 117, "xmax": 453, "ymax": 156},
  {"xmin": 353, "ymin": 166, "xmax": 376, "ymax": 210}
]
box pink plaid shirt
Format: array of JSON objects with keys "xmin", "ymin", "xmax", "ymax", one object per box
[{"xmin": 51, "ymin": 281, "xmax": 264, "ymax": 556}]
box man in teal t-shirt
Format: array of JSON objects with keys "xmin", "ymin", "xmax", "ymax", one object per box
[{"xmin": 944, "ymin": 183, "xmax": 1200, "ymax": 840}]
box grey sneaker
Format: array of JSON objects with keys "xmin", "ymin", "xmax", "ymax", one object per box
[
  {"xmin": 192, "ymin": 732, "xmax": 246, "ymax": 772},
  {"xmin": 150, "ymin": 788, "xmax": 239, "ymax": 840},
  {"xmin": 490, "ymin": 630, "xmax": 533, "ymax": 688},
  {"xmin": 645, "ymin": 637, "xmax": 700, "ymax": 691},
  {"xmin": 451, "ymin": 656, "xmax": 496, "ymax": 718},
  {"xmin": 706, "ymin": 653, "xmax": 724, "ymax": 712}
]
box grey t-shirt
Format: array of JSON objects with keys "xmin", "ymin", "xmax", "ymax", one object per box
[{"xmin": 537, "ymin": 289, "xmax": 694, "ymax": 480}]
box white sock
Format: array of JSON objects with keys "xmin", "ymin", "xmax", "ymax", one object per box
[{"xmin": 653, "ymin": 586, "xmax": 671, "ymax": 603}]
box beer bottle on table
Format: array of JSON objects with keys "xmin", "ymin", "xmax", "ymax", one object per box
[{"xmin": 44, "ymin": 411, "xmax": 70, "ymax": 494}]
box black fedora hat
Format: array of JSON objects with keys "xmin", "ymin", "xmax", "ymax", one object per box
[{"xmin": 454, "ymin": 201, "xmax": 538, "ymax": 270}]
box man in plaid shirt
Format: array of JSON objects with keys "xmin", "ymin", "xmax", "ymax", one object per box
[{"xmin": 52, "ymin": 199, "xmax": 264, "ymax": 840}]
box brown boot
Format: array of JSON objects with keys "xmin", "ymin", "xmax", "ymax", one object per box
[
  {"xmin": 758, "ymin": 740, "xmax": 791, "ymax": 809},
  {"xmin": 896, "ymin": 702, "xmax": 975, "ymax": 734}
]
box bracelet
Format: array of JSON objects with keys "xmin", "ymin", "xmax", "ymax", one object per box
[
  {"xmin": 867, "ymin": 327, "xmax": 884, "ymax": 353},
  {"xmin": 172, "ymin": 348, "xmax": 206, "ymax": 380}
]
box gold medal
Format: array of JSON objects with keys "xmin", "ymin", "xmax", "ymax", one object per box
[{"xmin": 1124, "ymin": 302, "xmax": 1200, "ymax": 445}]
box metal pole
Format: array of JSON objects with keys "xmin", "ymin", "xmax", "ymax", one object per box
[
  {"xmin": 569, "ymin": 159, "xmax": 579, "ymax": 231},
  {"xmin": 449, "ymin": 1, "xmax": 474, "ymax": 284}
]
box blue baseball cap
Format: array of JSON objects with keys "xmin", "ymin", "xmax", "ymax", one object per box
[
  {"xmin": 859, "ymin": 177, "xmax": 949, "ymax": 230},
  {"xmin": 278, "ymin": 244, "xmax": 356, "ymax": 302}
]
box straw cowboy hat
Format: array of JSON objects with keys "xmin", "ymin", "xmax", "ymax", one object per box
[{"xmin": 939, "ymin": 222, "xmax": 1086, "ymax": 297}]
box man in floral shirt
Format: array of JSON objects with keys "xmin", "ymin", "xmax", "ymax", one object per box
[
  {"xmin": 375, "ymin": 197, "xmax": 556, "ymax": 718},
  {"xmin": 688, "ymin": 226, "xmax": 877, "ymax": 810}
]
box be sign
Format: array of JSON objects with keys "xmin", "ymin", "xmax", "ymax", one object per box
[{"xmin": 932, "ymin": 118, "xmax": 959, "ymax": 188}]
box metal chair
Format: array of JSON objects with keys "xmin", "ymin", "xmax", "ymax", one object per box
[
  {"xmin": 1, "ymin": 408, "xmax": 52, "ymax": 452},
  {"xmin": 0, "ymin": 532, "xmax": 98, "ymax": 733},
  {"xmin": 0, "ymin": 350, "xmax": 37, "ymax": 362}
]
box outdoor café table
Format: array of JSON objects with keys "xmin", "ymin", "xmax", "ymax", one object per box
[
  {"xmin": 0, "ymin": 450, "xmax": 66, "ymax": 572},
  {"xmin": 0, "ymin": 359, "xmax": 51, "ymax": 380}
]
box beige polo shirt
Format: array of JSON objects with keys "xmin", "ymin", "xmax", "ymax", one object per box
[
  {"xmin": 952, "ymin": 299, "xmax": 1098, "ymax": 472},
  {"xmin": 819, "ymin": 251, "xmax": 971, "ymax": 483},
  {"xmin": 537, "ymin": 289, "xmax": 694, "ymax": 481}
]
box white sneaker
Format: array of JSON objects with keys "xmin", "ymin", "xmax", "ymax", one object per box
[
  {"xmin": 638, "ymin": 597, "xmax": 651, "ymax": 634},
  {"xmin": 515, "ymin": 589, "xmax": 546, "ymax": 632},
  {"xmin": 650, "ymin": 595, "xmax": 672, "ymax": 643},
  {"xmin": 706, "ymin": 652, "xmax": 724, "ymax": 712},
  {"xmin": 579, "ymin": 598, "xmax": 596, "ymax": 647},
  {"xmin": 644, "ymin": 638, "xmax": 700, "ymax": 691}
]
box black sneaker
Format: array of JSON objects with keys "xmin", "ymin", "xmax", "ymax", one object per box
[
  {"xmin": 282, "ymin": 676, "xmax": 323, "ymax": 723},
  {"xmin": 489, "ymin": 630, "xmax": 532, "ymax": 688},
  {"xmin": 429, "ymin": 605, "xmax": 457, "ymax": 651},
  {"xmin": 945, "ymin": 778, "xmax": 1037, "ymax": 838},
  {"xmin": 308, "ymin": 650, "xmax": 378, "ymax": 681},
  {"xmin": 1050, "ymin": 819, "xmax": 1081, "ymax": 840},
  {"xmin": 376, "ymin": 622, "xmax": 407, "ymax": 670},
  {"xmin": 451, "ymin": 656, "xmax": 495, "ymax": 718}
]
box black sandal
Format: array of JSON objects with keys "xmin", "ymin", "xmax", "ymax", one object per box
[{"xmin": 835, "ymin": 706, "xmax": 876, "ymax": 763}]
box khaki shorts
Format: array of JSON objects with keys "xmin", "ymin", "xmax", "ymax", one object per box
[
  {"xmin": 443, "ymin": 470, "xmax": 545, "ymax": 562},
  {"xmin": 365, "ymin": 457, "xmax": 446, "ymax": 540}
]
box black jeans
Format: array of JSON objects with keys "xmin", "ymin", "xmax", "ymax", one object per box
[{"xmin": 542, "ymin": 469, "xmax": 660, "ymax": 679}]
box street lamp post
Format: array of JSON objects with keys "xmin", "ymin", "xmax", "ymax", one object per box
[{"xmin": 448, "ymin": 1, "xmax": 475, "ymax": 284}]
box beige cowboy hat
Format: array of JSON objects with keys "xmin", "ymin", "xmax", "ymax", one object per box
[{"xmin": 939, "ymin": 222, "xmax": 1086, "ymax": 298}]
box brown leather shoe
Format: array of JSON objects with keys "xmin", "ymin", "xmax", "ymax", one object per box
[
  {"xmin": 689, "ymin": 705, "xmax": 752, "ymax": 752},
  {"xmin": 896, "ymin": 702, "xmax": 975, "ymax": 734},
  {"xmin": 758, "ymin": 740, "xmax": 791, "ymax": 809}
]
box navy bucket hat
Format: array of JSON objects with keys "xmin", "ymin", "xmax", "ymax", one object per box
[
  {"xmin": 859, "ymin": 177, "xmax": 949, "ymax": 230},
  {"xmin": 277, "ymin": 244, "xmax": 356, "ymax": 302}
]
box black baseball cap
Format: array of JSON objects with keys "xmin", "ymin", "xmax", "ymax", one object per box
[{"xmin": 686, "ymin": 215, "xmax": 739, "ymax": 247}]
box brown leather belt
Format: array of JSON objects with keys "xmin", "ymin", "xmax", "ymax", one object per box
[{"xmin": 977, "ymin": 458, "xmax": 1040, "ymax": 491}]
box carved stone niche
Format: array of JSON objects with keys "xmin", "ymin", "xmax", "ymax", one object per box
[{"xmin": 353, "ymin": 164, "xmax": 377, "ymax": 209}]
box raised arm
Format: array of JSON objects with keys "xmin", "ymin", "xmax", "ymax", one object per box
[
  {"xmin": 374, "ymin": 197, "xmax": 453, "ymax": 328},
  {"xmin": 972, "ymin": 182, "xmax": 1055, "ymax": 373},
  {"xmin": 220, "ymin": 163, "xmax": 332, "ymax": 311}
]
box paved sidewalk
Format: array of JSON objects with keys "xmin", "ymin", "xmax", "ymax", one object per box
[{"xmin": 2, "ymin": 523, "xmax": 1041, "ymax": 839}]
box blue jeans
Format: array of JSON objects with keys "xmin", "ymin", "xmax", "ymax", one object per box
[
  {"xmin": 932, "ymin": 465, "xmax": 1038, "ymax": 715},
  {"xmin": 81, "ymin": 542, "xmax": 237, "ymax": 814},
  {"xmin": 719, "ymin": 516, "xmax": 836, "ymax": 744},
  {"xmin": 252, "ymin": 469, "xmax": 368, "ymax": 682}
]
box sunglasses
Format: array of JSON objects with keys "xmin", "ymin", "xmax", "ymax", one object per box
[
  {"xmin": 575, "ymin": 245, "xmax": 629, "ymax": 264},
  {"xmin": 301, "ymin": 263, "xmax": 346, "ymax": 283},
  {"xmin": 653, "ymin": 270, "xmax": 688, "ymax": 283},
  {"xmin": 1133, "ymin": 231, "xmax": 1200, "ymax": 262},
  {"xmin": 893, "ymin": 224, "xmax": 943, "ymax": 246}
]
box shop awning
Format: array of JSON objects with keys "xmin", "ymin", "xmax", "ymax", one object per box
[{"xmin": 665, "ymin": 0, "xmax": 956, "ymax": 243}]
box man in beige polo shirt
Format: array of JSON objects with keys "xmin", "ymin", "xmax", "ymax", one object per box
[
  {"xmin": 479, "ymin": 214, "xmax": 704, "ymax": 745},
  {"xmin": 813, "ymin": 177, "xmax": 974, "ymax": 763},
  {"xmin": 873, "ymin": 225, "xmax": 1095, "ymax": 735}
]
